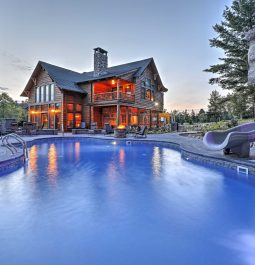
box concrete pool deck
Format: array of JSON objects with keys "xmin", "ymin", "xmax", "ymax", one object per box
[{"xmin": 1, "ymin": 132, "xmax": 255, "ymax": 176}]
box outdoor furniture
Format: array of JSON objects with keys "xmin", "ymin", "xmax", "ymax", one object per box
[
  {"xmin": 23, "ymin": 122, "xmax": 37, "ymax": 135},
  {"xmin": 10, "ymin": 122, "xmax": 18, "ymax": 132},
  {"xmin": 104, "ymin": 123, "xmax": 114, "ymax": 134},
  {"xmin": 0, "ymin": 118, "xmax": 16, "ymax": 134},
  {"xmin": 90, "ymin": 122, "xmax": 97, "ymax": 130},
  {"xmin": 36, "ymin": 129, "xmax": 58, "ymax": 135},
  {"xmin": 134, "ymin": 126, "xmax": 147, "ymax": 138},
  {"xmin": 203, "ymin": 122, "xmax": 255, "ymax": 158},
  {"xmin": 72, "ymin": 129, "xmax": 89, "ymax": 134}
]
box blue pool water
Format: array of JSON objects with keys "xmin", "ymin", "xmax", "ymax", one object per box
[{"xmin": 0, "ymin": 139, "xmax": 255, "ymax": 265}]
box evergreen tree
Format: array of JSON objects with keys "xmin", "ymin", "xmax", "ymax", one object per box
[
  {"xmin": 205, "ymin": 0, "xmax": 255, "ymax": 93},
  {"xmin": 0, "ymin": 92, "xmax": 27, "ymax": 122},
  {"xmin": 207, "ymin": 90, "xmax": 224, "ymax": 121}
]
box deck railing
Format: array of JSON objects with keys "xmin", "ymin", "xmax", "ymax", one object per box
[{"xmin": 93, "ymin": 92, "xmax": 135, "ymax": 102}]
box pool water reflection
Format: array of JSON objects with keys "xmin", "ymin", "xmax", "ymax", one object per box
[{"xmin": 0, "ymin": 139, "xmax": 255, "ymax": 265}]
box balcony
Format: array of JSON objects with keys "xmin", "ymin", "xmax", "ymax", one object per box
[{"xmin": 93, "ymin": 92, "xmax": 135, "ymax": 102}]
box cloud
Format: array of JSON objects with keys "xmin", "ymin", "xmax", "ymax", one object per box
[
  {"xmin": 2, "ymin": 51, "xmax": 33, "ymax": 72},
  {"xmin": 0, "ymin": 86, "xmax": 9, "ymax": 91}
]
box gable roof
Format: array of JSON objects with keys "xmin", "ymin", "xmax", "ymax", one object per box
[
  {"xmin": 76, "ymin": 58, "xmax": 153, "ymax": 83},
  {"xmin": 21, "ymin": 57, "xmax": 167, "ymax": 96},
  {"xmin": 40, "ymin": 61, "xmax": 85, "ymax": 93}
]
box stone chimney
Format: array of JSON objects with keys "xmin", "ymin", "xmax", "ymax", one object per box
[
  {"xmin": 94, "ymin": 47, "xmax": 108, "ymax": 76},
  {"xmin": 247, "ymin": 28, "xmax": 255, "ymax": 85}
]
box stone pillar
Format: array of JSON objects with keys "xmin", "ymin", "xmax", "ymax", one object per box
[{"xmin": 247, "ymin": 28, "xmax": 255, "ymax": 85}]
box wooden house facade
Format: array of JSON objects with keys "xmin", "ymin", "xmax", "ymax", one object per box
[{"xmin": 21, "ymin": 48, "xmax": 168, "ymax": 131}]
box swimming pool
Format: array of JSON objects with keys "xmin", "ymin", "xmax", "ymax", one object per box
[{"xmin": 0, "ymin": 139, "xmax": 255, "ymax": 265}]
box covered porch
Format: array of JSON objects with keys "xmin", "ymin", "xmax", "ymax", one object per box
[
  {"xmin": 93, "ymin": 78, "xmax": 135, "ymax": 103},
  {"xmin": 91, "ymin": 105, "xmax": 160, "ymax": 128}
]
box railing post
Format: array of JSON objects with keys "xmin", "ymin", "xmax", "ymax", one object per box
[{"xmin": 117, "ymin": 79, "xmax": 120, "ymax": 100}]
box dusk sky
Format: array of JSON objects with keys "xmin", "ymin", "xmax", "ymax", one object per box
[{"xmin": 0, "ymin": 0, "xmax": 232, "ymax": 111}]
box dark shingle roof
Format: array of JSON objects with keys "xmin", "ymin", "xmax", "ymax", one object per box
[
  {"xmin": 77, "ymin": 58, "xmax": 153, "ymax": 83},
  {"xmin": 21, "ymin": 57, "xmax": 158, "ymax": 96},
  {"xmin": 40, "ymin": 61, "xmax": 85, "ymax": 93}
]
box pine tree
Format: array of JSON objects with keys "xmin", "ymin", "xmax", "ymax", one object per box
[
  {"xmin": 205, "ymin": 0, "xmax": 255, "ymax": 92},
  {"xmin": 207, "ymin": 90, "xmax": 224, "ymax": 121}
]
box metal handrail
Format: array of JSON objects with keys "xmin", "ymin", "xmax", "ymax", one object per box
[{"xmin": 2, "ymin": 133, "xmax": 29, "ymax": 161}]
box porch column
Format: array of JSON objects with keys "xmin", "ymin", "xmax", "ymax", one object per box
[
  {"xmin": 90, "ymin": 106, "xmax": 93, "ymax": 124},
  {"xmin": 61, "ymin": 91, "xmax": 64, "ymax": 134},
  {"xmin": 126, "ymin": 106, "xmax": 129, "ymax": 126},
  {"xmin": 117, "ymin": 104, "xmax": 120, "ymax": 126},
  {"xmin": 150, "ymin": 110, "xmax": 152, "ymax": 128},
  {"xmin": 138, "ymin": 108, "xmax": 140, "ymax": 126},
  {"xmin": 28, "ymin": 106, "xmax": 31, "ymax": 122},
  {"xmin": 117, "ymin": 79, "xmax": 120, "ymax": 99},
  {"xmin": 116, "ymin": 79, "xmax": 120, "ymax": 126}
]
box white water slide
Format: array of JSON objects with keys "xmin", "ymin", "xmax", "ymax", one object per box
[{"xmin": 203, "ymin": 122, "xmax": 255, "ymax": 158}]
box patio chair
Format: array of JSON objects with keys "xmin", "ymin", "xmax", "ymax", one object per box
[
  {"xmin": 134, "ymin": 126, "xmax": 147, "ymax": 138},
  {"xmin": 23, "ymin": 122, "xmax": 37, "ymax": 135},
  {"xmin": 104, "ymin": 123, "xmax": 114, "ymax": 134}
]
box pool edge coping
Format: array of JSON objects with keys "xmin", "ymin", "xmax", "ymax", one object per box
[{"xmin": 1, "ymin": 135, "xmax": 255, "ymax": 177}]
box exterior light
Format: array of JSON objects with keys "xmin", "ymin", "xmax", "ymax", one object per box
[
  {"xmin": 155, "ymin": 102, "xmax": 159, "ymax": 106},
  {"xmin": 111, "ymin": 79, "xmax": 116, "ymax": 85}
]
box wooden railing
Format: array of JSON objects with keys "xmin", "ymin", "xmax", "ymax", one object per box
[{"xmin": 93, "ymin": 92, "xmax": 135, "ymax": 102}]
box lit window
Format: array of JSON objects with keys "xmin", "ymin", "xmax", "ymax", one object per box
[
  {"xmin": 75, "ymin": 113, "xmax": 81, "ymax": 128},
  {"xmin": 67, "ymin": 104, "xmax": 74, "ymax": 112},
  {"xmin": 67, "ymin": 113, "xmax": 74, "ymax": 129},
  {"xmin": 76, "ymin": 104, "xmax": 82, "ymax": 112}
]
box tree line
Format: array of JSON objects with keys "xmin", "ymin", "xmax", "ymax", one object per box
[
  {"xmin": 204, "ymin": 0, "xmax": 255, "ymax": 123},
  {"xmin": 0, "ymin": 92, "xmax": 27, "ymax": 123}
]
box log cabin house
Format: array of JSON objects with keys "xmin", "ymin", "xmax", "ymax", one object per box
[{"xmin": 21, "ymin": 48, "xmax": 168, "ymax": 131}]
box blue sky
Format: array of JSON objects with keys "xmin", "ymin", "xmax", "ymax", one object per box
[{"xmin": 0, "ymin": 0, "xmax": 232, "ymax": 111}]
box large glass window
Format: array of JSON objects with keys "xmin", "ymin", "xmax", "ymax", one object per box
[
  {"xmin": 67, "ymin": 113, "xmax": 74, "ymax": 129},
  {"xmin": 67, "ymin": 104, "xmax": 74, "ymax": 112},
  {"xmin": 45, "ymin": 85, "xmax": 49, "ymax": 102},
  {"xmin": 36, "ymin": 87, "xmax": 40, "ymax": 102},
  {"xmin": 40, "ymin": 86, "xmax": 45, "ymax": 102},
  {"xmin": 75, "ymin": 113, "xmax": 81, "ymax": 128},
  {"xmin": 35, "ymin": 83, "xmax": 54, "ymax": 103},
  {"xmin": 50, "ymin": 84, "xmax": 55, "ymax": 101},
  {"xmin": 76, "ymin": 104, "xmax": 82, "ymax": 112},
  {"xmin": 41, "ymin": 113, "xmax": 48, "ymax": 128}
]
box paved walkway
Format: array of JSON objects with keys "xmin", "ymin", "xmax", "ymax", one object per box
[{"xmin": 1, "ymin": 132, "xmax": 255, "ymax": 170}]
